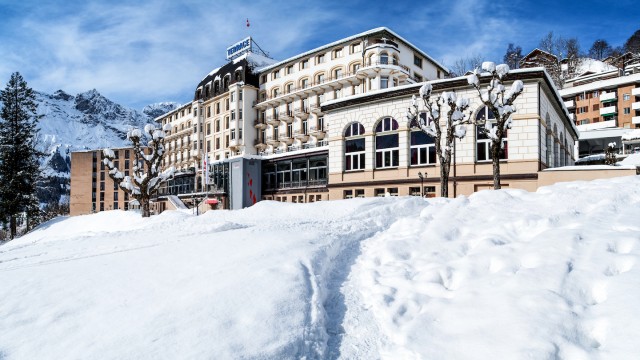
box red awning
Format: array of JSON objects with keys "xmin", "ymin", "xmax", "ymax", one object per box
[{"xmin": 206, "ymin": 199, "xmax": 219, "ymax": 205}]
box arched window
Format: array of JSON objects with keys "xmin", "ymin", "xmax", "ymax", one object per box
[
  {"xmin": 411, "ymin": 113, "xmax": 436, "ymax": 165},
  {"xmin": 333, "ymin": 67, "xmax": 343, "ymax": 79},
  {"xmin": 205, "ymin": 85, "xmax": 210, "ymax": 98},
  {"xmin": 235, "ymin": 71, "xmax": 242, "ymax": 82},
  {"xmin": 344, "ymin": 122, "xmax": 366, "ymax": 171},
  {"xmin": 380, "ymin": 52, "xmax": 389, "ymax": 65},
  {"xmin": 375, "ymin": 117, "xmax": 399, "ymax": 168},
  {"xmin": 214, "ymin": 81, "xmax": 220, "ymax": 94},
  {"xmin": 223, "ymin": 76, "xmax": 230, "ymax": 91},
  {"xmin": 392, "ymin": 54, "xmax": 399, "ymax": 65},
  {"xmin": 545, "ymin": 114, "xmax": 552, "ymax": 167},
  {"xmin": 272, "ymin": 87, "xmax": 280, "ymax": 97},
  {"xmin": 475, "ymin": 106, "xmax": 507, "ymax": 161},
  {"xmin": 316, "ymin": 72, "xmax": 325, "ymax": 84}
]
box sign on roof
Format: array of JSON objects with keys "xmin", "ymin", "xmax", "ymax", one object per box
[{"xmin": 226, "ymin": 37, "xmax": 252, "ymax": 60}]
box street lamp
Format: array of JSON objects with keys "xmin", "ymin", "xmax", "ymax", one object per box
[{"xmin": 417, "ymin": 171, "xmax": 425, "ymax": 197}]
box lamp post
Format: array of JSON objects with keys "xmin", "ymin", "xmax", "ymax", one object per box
[{"xmin": 418, "ymin": 171, "xmax": 425, "ymax": 197}]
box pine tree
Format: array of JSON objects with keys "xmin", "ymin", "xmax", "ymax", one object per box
[
  {"xmin": 0, "ymin": 72, "xmax": 42, "ymax": 239},
  {"xmin": 503, "ymin": 43, "xmax": 523, "ymax": 69}
]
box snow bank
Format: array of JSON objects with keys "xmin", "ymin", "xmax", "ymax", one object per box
[{"xmin": 1, "ymin": 177, "xmax": 640, "ymax": 358}]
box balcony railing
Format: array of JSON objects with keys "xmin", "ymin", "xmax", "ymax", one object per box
[
  {"xmin": 632, "ymin": 116, "xmax": 640, "ymax": 125},
  {"xmin": 632, "ymin": 87, "xmax": 640, "ymax": 97},
  {"xmin": 600, "ymin": 92, "xmax": 617, "ymax": 103},
  {"xmin": 275, "ymin": 179, "xmax": 328, "ymax": 190},
  {"xmin": 563, "ymin": 100, "xmax": 575, "ymax": 109},
  {"xmin": 255, "ymin": 72, "xmax": 358, "ymax": 104},
  {"xmin": 600, "ymin": 105, "xmax": 617, "ymax": 116},
  {"xmin": 632, "ymin": 101, "xmax": 640, "ymax": 110},
  {"xmin": 362, "ymin": 59, "xmax": 411, "ymax": 73}
]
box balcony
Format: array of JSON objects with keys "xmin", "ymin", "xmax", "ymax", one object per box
[
  {"xmin": 600, "ymin": 105, "xmax": 617, "ymax": 116},
  {"xmin": 294, "ymin": 106, "xmax": 310, "ymax": 119},
  {"xmin": 568, "ymin": 113, "xmax": 576, "ymax": 122},
  {"xmin": 632, "ymin": 87, "xmax": 640, "ymax": 97},
  {"xmin": 265, "ymin": 135, "xmax": 279, "ymax": 145},
  {"xmin": 632, "ymin": 116, "xmax": 640, "ymax": 125},
  {"xmin": 632, "ymin": 102, "xmax": 640, "ymax": 110},
  {"xmin": 293, "ymin": 130, "xmax": 309, "ymax": 141},
  {"xmin": 265, "ymin": 115, "xmax": 280, "ymax": 126},
  {"xmin": 358, "ymin": 59, "xmax": 411, "ymax": 79},
  {"xmin": 229, "ymin": 138, "xmax": 242, "ymax": 147},
  {"xmin": 563, "ymin": 100, "xmax": 575, "ymax": 109},
  {"xmin": 310, "ymin": 104, "xmax": 324, "ymax": 115},
  {"xmin": 599, "ymin": 91, "xmax": 617, "ymax": 103},
  {"xmin": 278, "ymin": 134, "xmax": 293, "ymax": 145},
  {"xmin": 253, "ymin": 138, "xmax": 266, "ymax": 147},
  {"xmin": 309, "ymin": 125, "xmax": 326, "ymax": 139},
  {"xmin": 576, "ymin": 119, "xmax": 617, "ymax": 131},
  {"xmin": 254, "ymin": 118, "xmax": 267, "ymax": 129},
  {"xmin": 279, "ymin": 110, "xmax": 294, "ymax": 122}
]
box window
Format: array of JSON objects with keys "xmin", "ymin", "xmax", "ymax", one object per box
[
  {"xmin": 301, "ymin": 78, "xmax": 309, "ymax": 88},
  {"xmin": 624, "ymin": 107, "xmax": 631, "ymax": 114},
  {"xmin": 207, "ymin": 123, "xmax": 211, "ymax": 135},
  {"xmin": 344, "ymin": 190, "xmax": 353, "ymax": 199},
  {"xmin": 273, "ymin": 88, "xmax": 280, "ymax": 97},
  {"xmin": 317, "ymin": 54, "xmax": 325, "ymax": 64},
  {"xmin": 334, "ymin": 68, "xmax": 343, "ymax": 79},
  {"xmin": 215, "ymin": 119, "xmax": 220, "ymax": 132},
  {"xmin": 333, "ymin": 48, "xmax": 343, "ymax": 58},
  {"xmin": 301, "ymin": 59, "xmax": 309, "ymax": 69},
  {"xmin": 374, "ymin": 188, "xmax": 385, "ymax": 197},
  {"xmin": 318, "ymin": 117, "xmax": 325, "ymax": 131},
  {"xmin": 414, "ymin": 73, "xmax": 423, "ymax": 82},
  {"xmin": 302, "ymin": 120, "xmax": 308, "ymax": 135},
  {"xmin": 414, "ymin": 55, "xmax": 423, "ymax": 68},
  {"xmin": 225, "ymin": 116, "xmax": 229, "ymax": 129},
  {"xmin": 231, "ymin": 110, "xmax": 236, "ymax": 120},
  {"xmin": 351, "ymin": 63, "xmax": 361, "ymax": 73},
  {"xmin": 239, "ymin": 109, "xmax": 243, "ymax": 119},
  {"xmin": 334, "ymin": 88, "xmax": 342, "ymax": 99},
  {"xmin": 225, "ymin": 99, "xmax": 229, "ymax": 110},
  {"xmin": 216, "ymin": 103, "xmax": 220, "ymax": 114},
  {"xmin": 593, "ymin": 90, "xmax": 599, "ymax": 98},
  {"xmin": 410, "ymin": 130, "xmax": 436, "ymax": 165},
  {"xmin": 475, "ymin": 107, "xmax": 507, "ymax": 161},
  {"xmin": 380, "ymin": 52, "xmax": 388, "ymax": 65},
  {"xmin": 239, "ymin": 91, "xmax": 242, "ymax": 101},
  {"xmin": 286, "ymin": 83, "xmax": 293, "ymax": 93},
  {"xmin": 272, "ymin": 70, "xmax": 280, "ymax": 80},
  {"xmin": 375, "ymin": 117, "xmax": 399, "ymax": 168},
  {"xmin": 350, "ymin": 43, "xmax": 361, "ymax": 54},
  {"xmin": 381, "ymin": 76, "xmax": 389, "ymax": 89},
  {"xmin": 355, "ymin": 189, "xmax": 365, "ymax": 198},
  {"xmin": 316, "ymin": 73, "xmax": 325, "ymax": 83},
  {"xmin": 344, "ymin": 122, "xmax": 366, "ymax": 171},
  {"xmin": 623, "ymin": 93, "xmax": 630, "ymax": 101},
  {"xmin": 230, "ymin": 92, "xmax": 234, "ymax": 102},
  {"xmin": 388, "ymin": 188, "xmax": 398, "ymax": 196},
  {"xmin": 286, "ymin": 65, "xmax": 294, "ymax": 74}
]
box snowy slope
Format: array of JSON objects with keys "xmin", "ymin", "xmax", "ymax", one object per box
[{"xmin": 1, "ymin": 176, "xmax": 640, "ymax": 359}]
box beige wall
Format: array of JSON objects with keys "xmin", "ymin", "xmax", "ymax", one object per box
[{"xmin": 70, "ymin": 148, "xmax": 137, "ymax": 216}]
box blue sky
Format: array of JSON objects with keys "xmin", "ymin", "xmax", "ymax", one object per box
[{"xmin": 0, "ymin": 0, "xmax": 637, "ymax": 109}]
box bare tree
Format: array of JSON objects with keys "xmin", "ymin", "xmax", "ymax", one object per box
[
  {"xmin": 589, "ymin": 39, "xmax": 613, "ymax": 60},
  {"xmin": 103, "ymin": 124, "xmax": 174, "ymax": 217},
  {"xmin": 406, "ymin": 83, "xmax": 472, "ymax": 197},
  {"xmin": 625, "ymin": 29, "xmax": 640, "ymax": 54},
  {"xmin": 467, "ymin": 62, "xmax": 524, "ymax": 189},
  {"xmin": 448, "ymin": 54, "xmax": 483, "ymax": 77}
]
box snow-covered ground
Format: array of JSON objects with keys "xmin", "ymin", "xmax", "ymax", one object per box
[{"xmin": 1, "ymin": 176, "xmax": 640, "ymax": 359}]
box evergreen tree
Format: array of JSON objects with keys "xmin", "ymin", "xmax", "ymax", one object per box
[
  {"xmin": 503, "ymin": 43, "xmax": 523, "ymax": 69},
  {"xmin": 624, "ymin": 29, "xmax": 640, "ymax": 54},
  {"xmin": 0, "ymin": 72, "xmax": 42, "ymax": 239}
]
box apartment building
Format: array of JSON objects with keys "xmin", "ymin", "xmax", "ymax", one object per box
[
  {"xmin": 559, "ymin": 61, "xmax": 640, "ymax": 157},
  {"xmin": 70, "ymin": 148, "xmax": 138, "ymax": 216},
  {"xmin": 323, "ymin": 68, "xmax": 578, "ymax": 198}
]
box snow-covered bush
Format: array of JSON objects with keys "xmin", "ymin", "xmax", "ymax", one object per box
[{"xmin": 103, "ymin": 124, "xmax": 174, "ymax": 217}]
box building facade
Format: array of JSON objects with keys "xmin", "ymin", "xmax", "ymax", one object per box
[
  {"xmin": 323, "ymin": 69, "xmax": 578, "ymax": 198},
  {"xmin": 70, "ymin": 148, "xmax": 137, "ymax": 216}
]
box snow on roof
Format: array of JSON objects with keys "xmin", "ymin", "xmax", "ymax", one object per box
[
  {"xmin": 559, "ymin": 72, "xmax": 640, "ymax": 97},
  {"xmin": 233, "ymin": 52, "xmax": 278, "ymax": 72},
  {"xmin": 622, "ymin": 129, "xmax": 640, "ymax": 141},
  {"xmin": 578, "ymin": 128, "xmax": 630, "ymax": 140},
  {"xmin": 258, "ymin": 27, "xmax": 448, "ymax": 74},
  {"xmin": 543, "ymin": 164, "xmax": 637, "ymax": 171},
  {"xmin": 574, "ymin": 58, "xmax": 618, "ymax": 76}
]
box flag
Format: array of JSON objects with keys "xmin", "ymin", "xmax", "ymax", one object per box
[{"xmin": 202, "ymin": 153, "xmax": 210, "ymax": 185}]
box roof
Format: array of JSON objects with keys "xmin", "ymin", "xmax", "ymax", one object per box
[
  {"xmin": 559, "ymin": 71, "xmax": 640, "ymax": 97},
  {"xmin": 257, "ymin": 27, "xmax": 448, "ymax": 74}
]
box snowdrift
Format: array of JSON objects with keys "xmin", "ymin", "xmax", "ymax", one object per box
[{"xmin": 1, "ymin": 176, "xmax": 639, "ymax": 359}]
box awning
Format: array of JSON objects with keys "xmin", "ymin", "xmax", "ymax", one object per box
[{"xmin": 206, "ymin": 199, "xmax": 219, "ymax": 205}]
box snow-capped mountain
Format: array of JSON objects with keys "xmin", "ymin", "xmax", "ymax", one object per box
[{"xmin": 34, "ymin": 89, "xmax": 178, "ymax": 205}]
